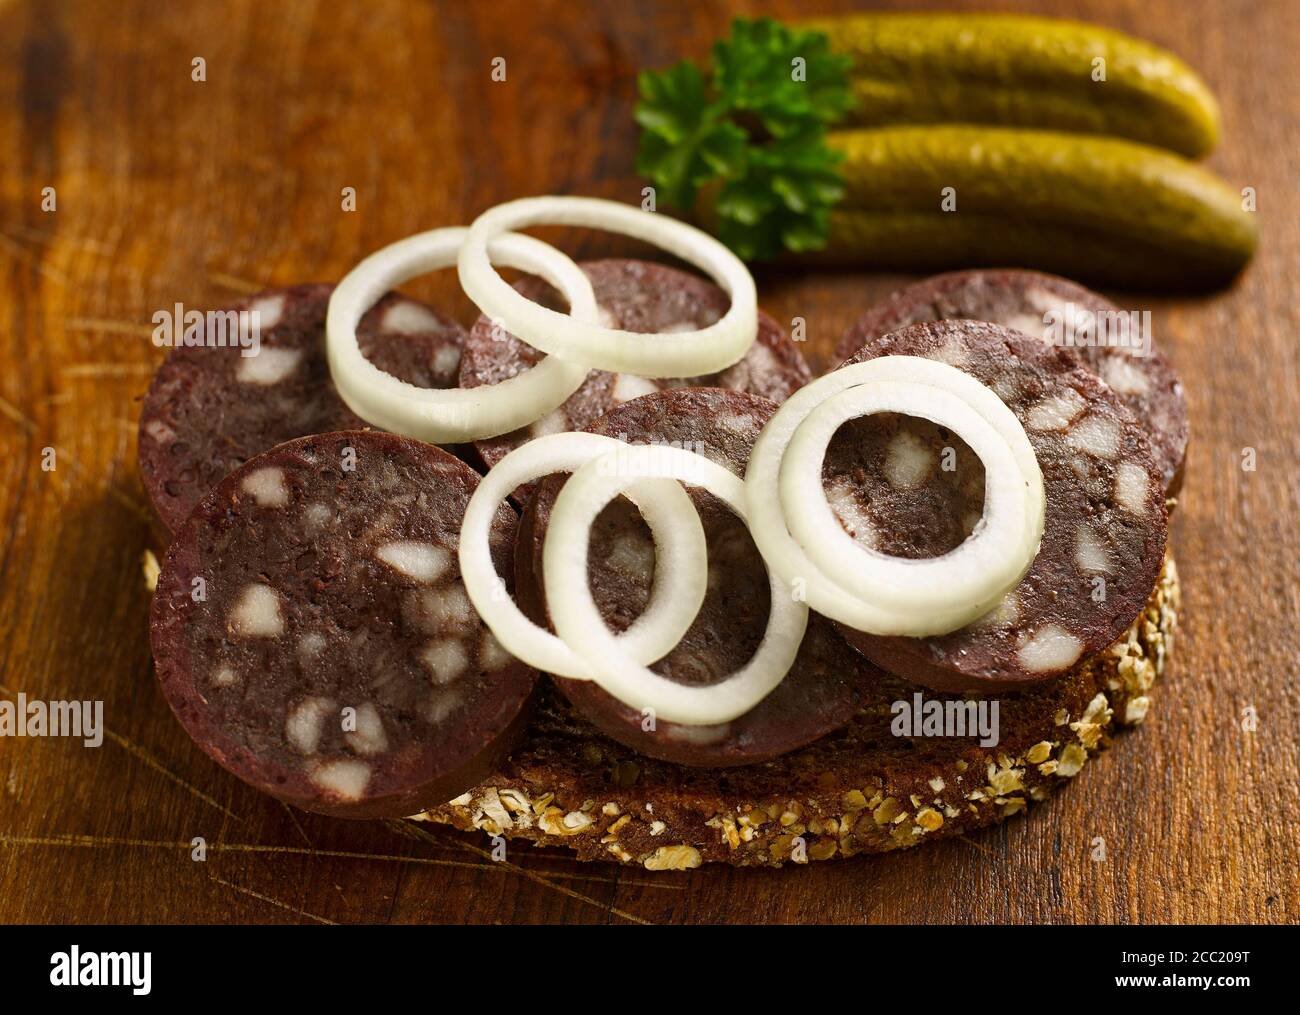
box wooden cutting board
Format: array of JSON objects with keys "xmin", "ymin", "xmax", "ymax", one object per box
[{"xmin": 0, "ymin": 0, "xmax": 1295, "ymax": 924}]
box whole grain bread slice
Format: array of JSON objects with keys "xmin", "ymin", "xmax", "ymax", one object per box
[{"xmin": 414, "ymin": 555, "xmax": 1178, "ymax": 869}]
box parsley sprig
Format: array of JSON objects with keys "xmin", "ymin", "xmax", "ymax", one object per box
[{"xmin": 635, "ymin": 17, "xmax": 854, "ymax": 260}]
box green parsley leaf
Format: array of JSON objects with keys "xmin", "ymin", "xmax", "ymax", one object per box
[{"xmin": 635, "ymin": 17, "xmax": 853, "ymax": 259}]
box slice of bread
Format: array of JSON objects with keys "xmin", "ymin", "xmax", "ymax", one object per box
[{"xmin": 414, "ymin": 555, "xmax": 1178, "ymax": 869}]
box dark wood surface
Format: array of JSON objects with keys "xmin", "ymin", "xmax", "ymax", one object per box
[{"xmin": 0, "ymin": 0, "xmax": 1295, "ymax": 925}]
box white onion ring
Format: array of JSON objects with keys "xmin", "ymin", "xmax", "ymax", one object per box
[
  {"xmin": 457, "ymin": 196, "xmax": 759, "ymax": 377},
  {"xmin": 544, "ymin": 443, "xmax": 809, "ymax": 726},
  {"xmin": 459, "ymin": 432, "xmax": 707, "ymax": 680},
  {"xmin": 327, "ymin": 228, "xmax": 590, "ymax": 443},
  {"xmin": 744, "ymin": 356, "xmax": 1045, "ymax": 637},
  {"xmin": 779, "ymin": 380, "xmax": 1033, "ymax": 613}
]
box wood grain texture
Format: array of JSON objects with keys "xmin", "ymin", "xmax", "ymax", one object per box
[{"xmin": 0, "ymin": 0, "xmax": 1295, "ymax": 925}]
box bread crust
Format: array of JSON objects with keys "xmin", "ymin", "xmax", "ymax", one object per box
[{"xmin": 414, "ymin": 556, "xmax": 1178, "ymax": 869}]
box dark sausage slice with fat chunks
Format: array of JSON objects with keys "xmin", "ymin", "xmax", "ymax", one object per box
[
  {"xmin": 514, "ymin": 388, "xmax": 883, "ymax": 768},
  {"xmin": 834, "ymin": 270, "xmax": 1189, "ymax": 496},
  {"xmin": 138, "ymin": 283, "xmax": 467, "ymax": 537},
  {"xmin": 825, "ymin": 320, "xmax": 1167, "ymax": 693},
  {"xmin": 459, "ymin": 259, "xmax": 812, "ymax": 502},
  {"xmin": 150, "ymin": 430, "xmax": 534, "ymax": 818}
]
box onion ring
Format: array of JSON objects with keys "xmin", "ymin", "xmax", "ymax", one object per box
[
  {"xmin": 327, "ymin": 228, "xmax": 591, "ymax": 443},
  {"xmin": 457, "ymin": 196, "xmax": 759, "ymax": 377},
  {"xmin": 459, "ymin": 432, "xmax": 707, "ymax": 680},
  {"xmin": 744, "ymin": 356, "xmax": 1045, "ymax": 637},
  {"xmin": 779, "ymin": 380, "xmax": 1033, "ymax": 613},
  {"xmin": 544, "ymin": 443, "xmax": 809, "ymax": 725}
]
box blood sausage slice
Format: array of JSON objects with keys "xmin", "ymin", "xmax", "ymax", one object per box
[
  {"xmin": 826, "ymin": 320, "xmax": 1167, "ymax": 692},
  {"xmin": 460, "ymin": 259, "xmax": 811, "ymax": 500},
  {"xmin": 139, "ymin": 283, "xmax": 467, "ymax": 535},
  {"xmin": 515, "ymin": 388, "xmax": 882, "ymax": 767},
  {"xmin": 835, "ymin": 270, "xmax": 1188, "ymax": 495},
  {"xmin": 150, "ymin": 430, "xmax": 534, "ymax": 818}
]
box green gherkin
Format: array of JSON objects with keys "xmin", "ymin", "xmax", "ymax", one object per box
[
  {"xmin": 783, "ymin": 126, "xmax": 1257, "ymax": 289},
  {"xmin": 800, "ymin": 13, "xmax": 1221, "ymax": 158}
]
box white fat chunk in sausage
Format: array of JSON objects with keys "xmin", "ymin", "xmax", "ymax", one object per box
[
  {"xmin": 659, "ymin": 320, "xmax": 699, "ymax": 334},
  {"xmin": 241, "ymin": 466, "xmax": 291, "ymax": 507},
  {"xmin": 716, "ymin": 411, "xmax": 758, "ymax": 435},
  {"xmin": 826, "ymin": 477, "xmax": 878, "ymax": 548},
  {"xmin": 423, "ymin": 688, "xmax": 463, "ymax": 725},
  {"xmin": 244, "ymin": 293, "xmax": 286, "ymax": 333},
  {"xmin": 596, "ymin": 305, "xmax": 619, "ymax": 329},
  {"xmin": 310, "ymin": 759, "xmax": 371, "ymax": 801},
  {"xmin": 610, "ymin": 373, "xmax": 660, "ymax": 404},
  {"xmin": 970, "ymin": 589, "xmax": 1020, "ymax": 629},
  {"xmin": 303, "ymin": 502, "xmax": 333, "ymax": 530},
  {"xmin": 1027, "ymin": 388, "xmax": 1086, "ymax": 431},
  {"xmin": 1074, "ymin": 525, "xmax": 1113, "ymax": 574},
  {"xmin": 480, "ymin": 629, "xmax": 514, "ymax": 671},
  {"xmin": 1016, "ymin": 624, "xmax": 1084, "ymax": 672},
  {"xmin": 344, "ymin": 702, "xmax": 389, "ymax": 757},
  {"xmin": 1024, "ymin": 290, "xmax": 1079, "ymax": 340},
  {"xmin": 1066, "ymin": 415, "xmax": 1121, "ymax": 459},
  {"xmin": 1100, "ymin": 355, "xmax": 1151, "ymax": 396},
  {"xmin": 433, "ymin": 344, "xmax": 461, "ymax": 376},
  {"xmin": 297, "ymin": 631, "xmax": 327, "ymax": 664},
  {"xmin": 143, "ymin": 419, "xmax": 176, "ymax": 443},
  {"xmin": 732, "ymin": 339, "xmax": 774, "ymax": 375},
  {"xmin": 382, "ymin": 299, "xmax": 441, "ymax": 334},
  {"xmin": 228, "ymin": 583, "xmax": 285, "ymax": 637},
  {"xmin": 989, "ymin": 371, "xmax": 1020, "ymax": 402},
  {"xmin": 422, "ymin": 638, "xmax": 469, "ymax": 685},
  {"xmin": 411, "ymin": 584, "xmax": 477, "ymax": 633},
  {"xmin": 933, "ymin": 334, "xmax": 972, "ymax": 366},
  {"xmin": 1003, "ymin": 311, "xmax": 1051, "ymax": 343},
  {"xmin": 286, "ymin": 696, "xmax": 336, "ymax": 755},
  {"xmin": 715, "ymin": 341, "xmax": 771, "ymax": 393},
  {"xmin": 530, "ymin": 406, "xmax": 570, "ymax": 438},
  {"xmin": 212, "ymin": 665, "xmax": 240, "ymax": 687},
  {"xmin": 375, "ymin": 541, "xmax": 451, "ymax": 584},
  {"xmin": 884, "ymin": 431, "xmax": 936, "ymax": 489},
  {"xmin": 1114, "ymin": 461, "xmax": 1151, "ymax": 515},
  {"xmin": 605, "ymin": 531, "xmax": 655, "ymax": 578},
  {"xmin": 235, "ymin": 347, "xmax": 302, "ymax": 385}
]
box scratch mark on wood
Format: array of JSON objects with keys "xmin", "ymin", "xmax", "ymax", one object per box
[
  {"xmin": 102, "ymin": 484, "xmax": 152, "ymax": 522},
  {"xmin": 957, "ymin": 834, "xmax": 1001, "ymax": 859},
  {"xmin": 0, "ymin": 686, "xmax": 248, "ymax": 829},
  {"xmin": 3, "ymin": 223, "xmax": 116, "ymax": 255},
  {"xmin": 64, "ymin": 319, "xmax": 153, "ymax": 337},
  {"xmin": 0, "ymin": 230, "xmax": 69, "ymax": 286},
  {"xmin": 47, "ymin": 447, "xmax": 152, "ymax": 520},
  {"xmin": 207, "ymin": 873, "xmax": 337, "ymax": 925},
  {"xmin": 208, "ymin": 271, "xmax": 266, "ymax": 294},
  {"xmin": 385, "ymin": 819, "xmax": 654, "ymax": 923},
  {"xmin": 62, "ymin": 363, "xmax": 156, "ymax": 378},
  {"xmin": 0, "ymin": 412, "xmax": 152, "ymax": 519},
  {"xmin": 279, "ymin": 801, "xmax": 316, "ymax": 850},
  {"xmin": 99, "ymin": 728, "xmax": 245, "ymax": 823},
  {"xmin": 0, "ymin": 834, "xmax": 679, "ymax": 889},
  {"xmin": 0, "ymin": 394, "xmax": 37, "ymax": 433}
]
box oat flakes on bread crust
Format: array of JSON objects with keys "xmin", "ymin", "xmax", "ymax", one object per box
[{"xmin": 413, "ymin": 556, "xmax": 1178, "ymax": 869}]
